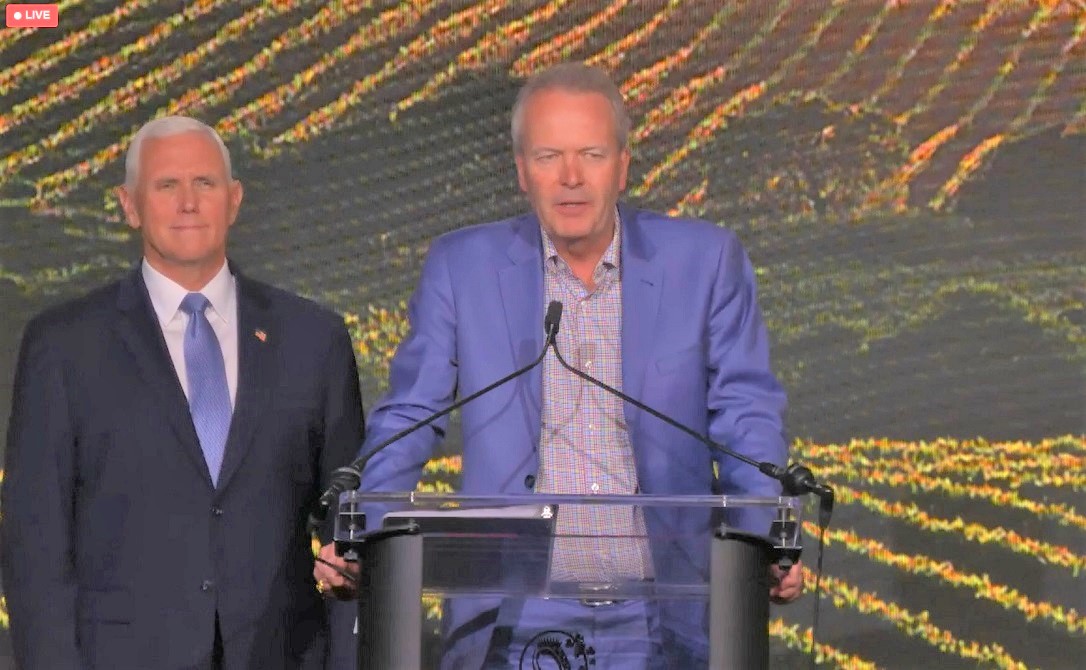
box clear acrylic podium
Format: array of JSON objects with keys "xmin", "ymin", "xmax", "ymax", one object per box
[{"xmin": 335, "ymin": 491, "xmax": 803, "ymax": 670}]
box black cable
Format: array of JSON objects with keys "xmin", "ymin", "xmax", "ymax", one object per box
[
  {"xmin": 808, "ymin": 493, "xmax": 832, "ymax": 667},
  {"xmin": 554, "ymin": 338, "xmax": 835, "ymax": 666},
  {"xmin": 308, "ymin": 349, "xmax": 546, "ymax": 532},
  {"xmin": 314, "ymin": 555, "xmax": 357, "ymax": 584}
]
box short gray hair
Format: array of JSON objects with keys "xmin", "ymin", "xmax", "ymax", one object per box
[
  {"xmin": 511, "ymin": 63, "xmax": 630, "ymax": 154},
  {"xmin": 125, "ymin": 116, "xmax": 232, "ymax": 187}
]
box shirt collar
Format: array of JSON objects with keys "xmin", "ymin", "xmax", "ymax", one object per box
[
  {"xmin": 541, "ymin": 207, "xmax": 622, "ymax": 273},
  {"xmin": 142, "ymin": 259, "xmax": 236, "ymax": 327}
]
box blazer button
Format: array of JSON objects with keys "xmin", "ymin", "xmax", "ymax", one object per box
[
  {"xmin": 211, "ymin": 506, "xmax": 224, "ymax": 517},
  {"xmin": 524, "ymin": 474, "xmax": 536, "ymax": 490},
  {"xmin": 201, "ymin": 580, "xmax": 214, "ymax": 592}
]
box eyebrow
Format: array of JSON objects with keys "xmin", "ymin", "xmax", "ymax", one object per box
[
  {"xmin": 531, "ymin": 146, "xmax": 609, "ymax": 155},
  {"xmin": 152, "ymin": 174, "xmax": 219, "ymax": 184}
]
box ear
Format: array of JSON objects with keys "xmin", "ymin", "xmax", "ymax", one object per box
[
  {"xmin": 514, "ymin": 154, "xmax": 529, "ymax": 194},
  {"xmin": 115, "ymin": 185, "xmax": 140, "ymax": 230},
  {"xmin": 618, "ymin": 147, "xmax": 631, "ymax": 191},
  {"xmin": 227, "ymin": 179, "xmax": 244, "ymax": 227}
]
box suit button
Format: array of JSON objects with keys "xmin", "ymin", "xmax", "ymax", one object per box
[
  {"xmin": 201, "ymin": 580, "xmax": 214, "ymax": 592},
  {"xmin": 524, "ymin": 474, "xmax": 536, "ymax": 490},
  {"xmin": 211, "ymin": 506, "xmax": 224, "ymax": 517}
]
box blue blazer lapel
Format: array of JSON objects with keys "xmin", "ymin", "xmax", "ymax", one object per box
[
  {"xmin": 112, "ymin": 267, "xmax": 212, "ymax": 485},
  {"xmin": 497, "ymin": 215, "xmax": 544, "ymax": 444},
  {"xmin": 215, "ymin": 272, "xmax": 274, "ymax": 491},
  {"xmin": 621, "ymin": 206, "xmax": 663, "ymax": 430}
]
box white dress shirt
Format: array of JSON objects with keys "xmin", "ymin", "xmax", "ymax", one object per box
[{"xmin": 142, "ymin": 259, "xmax": 239, "ymax": 407}]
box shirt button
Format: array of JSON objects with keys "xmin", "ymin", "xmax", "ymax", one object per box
[
  {"xmin": 584, "ymin": 360, "xmax": 592, "ymax": 369},
  {"xmin": 591, "ymin": 482, "xmax": 600, "ymax": 493},
  {"xmin": 211, "ymin": 506, "xmax": 224, "ymax": 517},
  {"xmin": 201, "ymin": 580, "xmax": 214, "ymax": 592}
]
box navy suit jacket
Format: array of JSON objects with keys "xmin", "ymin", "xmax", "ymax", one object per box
[
  {"xmin": 358, "ymin": 205, "xmax": 788, "ymax": 665},
  {"xmin": 1, "ymin": 265, "xmax": 364, "ymax": 669}
]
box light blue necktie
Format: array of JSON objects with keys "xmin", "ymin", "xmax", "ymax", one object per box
[{"xmin": 180, "ymin": 293, "xmax": 231, "ymax": 486}]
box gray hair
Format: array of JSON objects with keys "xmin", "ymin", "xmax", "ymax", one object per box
[
  {"xmin": 125, "ymin": 116, "xmax": 232, "ymax": 187},
  {"xmin": 511, "ymin": 63, "xmax": 630, "ymax": 154}
]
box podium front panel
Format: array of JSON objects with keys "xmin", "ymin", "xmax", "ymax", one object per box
[{"xmin": 338, "ymin": 492, "xmax": 801, "ymax": 669}]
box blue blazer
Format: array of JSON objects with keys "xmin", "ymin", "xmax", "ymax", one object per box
[
  {"xmin": 359, "ymin": 205, "xmax": 788, "ymax": 664},
  {"xmin": 1, "ymin": 265, "xmax": 365, "ymax": 669}
]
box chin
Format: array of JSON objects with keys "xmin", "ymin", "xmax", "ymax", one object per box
[{"xmin": 547, "ymin": 218, "xmax": 593, "ymax": 236}]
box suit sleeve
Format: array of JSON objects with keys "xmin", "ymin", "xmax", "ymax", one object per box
[
  {"xmin": 317, "ymin": 321, "xmax": 366, "ymax": 544},
  {"xmin": 1, "ymin": 318, "xmax": 81, "ymax": 669},
  {"xmin": 358, "ymin": 235, "xmax": 459, "ymax": 495},
  {"xmin": 705, "ymin": 232, "xmax": 789, "ymax": 504},
  {"xmin": 317, "ymin": 319, "xmax": 366, "ymax": 670}
]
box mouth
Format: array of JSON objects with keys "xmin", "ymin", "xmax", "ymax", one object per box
[{"xmin": 554, "ymin": 200, "xmax": 590, "ymax": 214}]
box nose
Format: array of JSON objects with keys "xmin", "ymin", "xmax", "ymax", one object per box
[
  {"xmin": 178, "ymin": 183, "xmax": 197, "ymax": 212},
  {"xmin": 559, "ymin": 155, "xmax": 584, "ymax": 188}
]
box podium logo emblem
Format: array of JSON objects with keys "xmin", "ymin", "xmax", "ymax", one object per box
[{"xmin": 520, "ymin": 630, "xmax": 596, "ymax": 669}]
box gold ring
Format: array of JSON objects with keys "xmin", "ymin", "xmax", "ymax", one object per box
[{"xmin": 316, "ymin": 580, "xmax": 327, "ymax": 594}]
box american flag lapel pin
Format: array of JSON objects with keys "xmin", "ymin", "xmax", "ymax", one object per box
[{"xmin": 254, "ymin": 329, "xmax": 267, "ymax": 343}]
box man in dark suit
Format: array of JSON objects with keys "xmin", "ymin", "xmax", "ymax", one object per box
[{"xmin": 1, "ymin": 116, "xmax": 364, "ymax": 669}]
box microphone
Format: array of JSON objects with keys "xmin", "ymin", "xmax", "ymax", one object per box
[
  {"xmin": 544, "ymin": 300, "xmax": 563, "ymax": 341},
  {"xmin": 546, "ymin": 310, "xmax": 834, "ymax": 512},
  {"xmin": 308, "ymin": 301, "xmax": 565, "ymax": 531}
]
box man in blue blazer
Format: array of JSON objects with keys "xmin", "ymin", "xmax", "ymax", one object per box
[
  {"xmin": 317, "ymin": 64, "xmax": 801, "ymax": 667},
  {"xmin": 1, "ymin": 116, "xmax": 364, "ymax": 669}
]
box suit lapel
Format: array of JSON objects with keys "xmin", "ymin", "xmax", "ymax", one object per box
[
  {"xmin": 112, "ymin": 267, "xmax": 212, "ymax": 485},
  {"xmin": 497, "ymin": 216, "xmax": 544, "ymax": 447},
  {"xmin": 621, "ymin": 207, "xmax": 663, "ymax": 429},
  {"xmin": 215, "ymin": 273, "xmax": 274, "ymax": 491}
]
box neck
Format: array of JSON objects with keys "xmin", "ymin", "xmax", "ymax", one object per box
[
  {"xmin": 552, "ymin": 236, "xmax": 610, "ymax": 291},
  {"xmin": 551, "ymin": 214, "xmax": 614, "ymax": 262}
]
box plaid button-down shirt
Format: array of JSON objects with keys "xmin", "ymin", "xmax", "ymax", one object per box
[{"xmin": 537, "ymin": 213, "xmax": 653, "ymax": 582}]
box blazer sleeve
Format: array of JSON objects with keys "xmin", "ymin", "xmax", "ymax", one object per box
[
  {"xmin": 316, "ymin": 320, "xmax": 366, "ymax": 544},
  {"xmin": 1, "ymin": 317, "xmax": 82, "ymax": 669},
  {"xmin": 316, "ymin": 320, "xmax": 366, "ymax": 670},
  {"xmin": 705, "ymin": 231, "xmax": 789, "ymax": 500},
  {"xmin": 357, "ymin": 235, "xmax": 459, "ymax": 497}
]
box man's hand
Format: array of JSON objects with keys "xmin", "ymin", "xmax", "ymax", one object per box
[
  {"xmin": 313, "ymin": 542, "xmax": 359, "ymax": 601},
  {"xmin": 769, "ymin": 560, "xmax": 804, "ymax": 604}
]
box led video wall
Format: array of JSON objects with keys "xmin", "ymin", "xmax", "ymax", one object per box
[{"xmin": 0, "ymin": 1, "xmax": 1083, "ymax": 667}]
